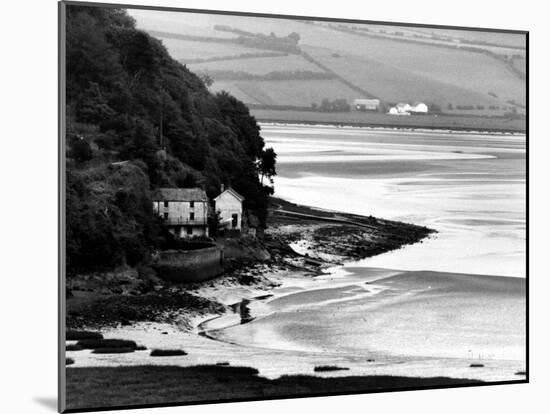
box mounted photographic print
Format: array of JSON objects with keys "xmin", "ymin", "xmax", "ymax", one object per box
[{"xmin": 59, "ymin": 1, "xmax": 528, "ymax": 412}]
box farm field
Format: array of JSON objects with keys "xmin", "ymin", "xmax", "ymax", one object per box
[
  {"xmin": 302, "ymin": 45, "xmax": 507, "ymax": 109},
  {"xmin": 208, "ymin": 80, "xmax": 265, "ymax": 104},
  {"xmin": 512, "ymin": 57, "xmax": 527, "ymax": 75},
  {"xmin": 187, "ymin": 54, "xmax": 323, "ymax": 75},
  {"xmin": 129, "ymin": 9, "xmax": 238, "ymax": 39},
  {"xmin": 363, "ymin": 29, "xmax": 522, "ymax": 58},
  {"xmin": 296, "ymin": 28, "xmax": 525, "ymax": 107},
  {"xmin": 211, "ymin": 79, "xmax": 359, "ymax": 107},
  {"xmin": 157, "ymin": 37, "xmax": 271, "ymax": 62},
  {"xmin": 396, "ymin": 27, "xmax": 527, "ymax": 49},
  {"xmin": 319, "ymin": 22, "xmax": 526, "ymax": 56},
  {"xmin": 130, "ymin": 9, "xmax": 527, "ymax": 126}
]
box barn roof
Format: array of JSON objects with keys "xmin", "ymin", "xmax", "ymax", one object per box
[
  {"xmin": 214, "ymin": 187, "xmax": 244, "ymax": 202},
  {"xmin": 152, "ymin": 188, "xmax": 208, "ymax": 202},
  {"xmin": 353, "ymin": 98, "xmax": 380, "ymax": 105}
]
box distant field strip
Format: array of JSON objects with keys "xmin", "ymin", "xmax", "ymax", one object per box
[
  {"xmin": 195, "ymin": 70, "xmax": 335, "ymax": 81},
  {"xmin": 341, "ymin": 25, "xmax": 527, "ymax": 82},
  {"xmin": 188, "ymin": 54, "xmax": 324, "ymax": 75},
  {"xmin": 391, "ymin": 26, "xmax": 526, "ymax": 50},
  {"xmin": 211, "ymin": 79, "xmax": 360, "ymax": 107},
  {"xmin": 299, "ymin": 50, "xmax": 379, "ymax": 99},
  {"xmin": 335, "ymin": 24, "xmax": 526, "ymax": 57},
  {"xmin": 182, "ymin": 52, "xmax": 288, "ymax": 65},
  {"xmin": 307, "ymin": 25, "xmax": 525, "ymax": 105},
  {"xmin": 130, "ymin": 9, "xmax": 238, "ymax": 39},
  {"xmin": 158, "ymin": 38, "xmax": 271, "ymax": 61},
  {"xmin": 302, "ymin": 46, "xmax": 502, "ymax": 108},
  {"xmin": 150, "ymin": 30, "xmax": 239, "ymax": 44},
  {"xmin": 251, "ymin": 109, "xmax": 526, "ymax": 132}
]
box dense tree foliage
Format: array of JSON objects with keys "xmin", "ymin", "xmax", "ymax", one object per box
[
  {"xmin": 65, "ymin": 5, "xmax": 275, "ymax": 274},
  {"xmin": 314, "ymin": 98, "xmax": 351, "ymax": 112},
  {"xmin": 258, "ymin": 148, "xmax": 277, "ymax": 185}
]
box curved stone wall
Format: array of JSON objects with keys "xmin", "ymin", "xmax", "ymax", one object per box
[{"xmin": 153, "ymin": 245, "xmax": 224, "ymax": 283}]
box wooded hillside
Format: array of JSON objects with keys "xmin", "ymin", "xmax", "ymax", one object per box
[{"xmin": 65, "ymin": 5, "xmax": 274, "ymax": 274}]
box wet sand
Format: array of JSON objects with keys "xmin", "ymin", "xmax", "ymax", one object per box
[
  {"xmin": 204, "ymin": 267, "xmax": 525, "ymax": 381},
  {"xmin": 68, "ymin": 267, "xmax": 525, "ymax": 383}
]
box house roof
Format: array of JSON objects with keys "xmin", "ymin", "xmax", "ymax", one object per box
[
  {"xmin": 152, "ymin": 188, "xmax": 208, "ymax": 202},
  {"xmin": 214, "ymin": 187, "xmax": 245, "ymax": 202}
]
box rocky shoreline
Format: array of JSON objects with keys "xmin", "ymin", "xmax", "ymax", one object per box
[
  {"xmin": 266, "ymin": 197, "xmax": 434, "ymax": 265},
  {"xmin": 66, "ymin": 197, "xmax": 435, "ymax": 331}
]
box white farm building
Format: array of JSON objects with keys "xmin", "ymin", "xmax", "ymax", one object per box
[
  {"xmin": 388, "ymin": 102, "xmax": 428, "ymax": 115},
  {"xmin": 214, "ymin": 186, "xmax": 244, "ymax": 231},
  {"xmin": 353, "ymin": 98, "xmax": 380, "ymax": 111},
  {"xmin": 410, "ymin": 102, "xmax": 428, "ymax": 113}
]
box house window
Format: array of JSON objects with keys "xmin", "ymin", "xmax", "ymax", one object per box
[
  {"xmin": 186, "ymin": 226, "xmax": 193, "ymax": 235},
  {"xmin": 163, "ymin": 212, "xmax": 169, "ymax": 220},
  {"xmin": 232, "ymin": 214, "xmax": 238, "ymax": 228},
  {"xmin": 189, "ymin": 201, "xmax": 194, "ymax": 208},
  {"xmin": 189, "ymin": 212, "xmax": 195, "ymax": 221},
  {"xmin": 164, "ymin": 201, "xmax": 169, "ymax": 208}
]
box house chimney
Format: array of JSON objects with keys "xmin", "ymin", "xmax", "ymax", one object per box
[{"xmin": 221, "ymin": 184, "xmax": 225, "ymax": 193}]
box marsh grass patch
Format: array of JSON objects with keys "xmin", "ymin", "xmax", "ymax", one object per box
[
  {"xmin": 150, "ymin": 349, "xmax": 188, "ymax": 357},
  {"xmin": 76, "ymin": 339, "xmax": 137, "ymax": 350},
  {"xmin": 314, "ymin": 365, "xmax": 350, "ymax": 372},
  {"xmin": 92, "ymin": 347, "xmax": 136, "ymax": 354},
  {"xmin": 66, "ymin": 330, "xmax": 103, "ymax": 340},
  {"xmin": 66, "ymin": 344, "xmax": 84, "ymax": 351}
]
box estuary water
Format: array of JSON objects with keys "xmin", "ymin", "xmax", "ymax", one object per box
[
  {"xmin": 203, "ymin": 123, "xmax": 526, "ymax": 379},
  {"xmin": 262, "ymin": 123, "xmax": 526, "ymax": 278}
]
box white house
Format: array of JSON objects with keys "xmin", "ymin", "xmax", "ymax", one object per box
[
  {"xmin": 388, "ymin": 106, "xmax": 410, "ymax": 115},
  {"xmin": 353, "ymin": 98, "xmax": 380, "ymax": 111},
  {"xmin": 152, "ymin": 188, "xmax": 209, "ymax": 238},
  {"xmin": 396, "ymin": 103, "xmax": 412, "ymax": 113},
  {"xmin": 214, "ymin": 186, "xmax": 244, "ymax": 231},
  {"xmin": 410, "ymin": 102, "xmax": 428, "ymax": 113},
  {"xmin": 388, "ymin": 102, "xmax": 428, "ymax": 115}
]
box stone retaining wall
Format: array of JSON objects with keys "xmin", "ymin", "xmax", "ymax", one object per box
[{"xmin": 153, "ymin": 244, "xmax": 224, "ymax": 283}]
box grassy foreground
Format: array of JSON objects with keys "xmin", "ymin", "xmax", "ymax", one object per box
[{"xmin": 65, "ymin": 365, "xmax": 481, "ymax": 411}]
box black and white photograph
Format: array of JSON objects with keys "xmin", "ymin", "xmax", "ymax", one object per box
[{"xmin": 58, "ymin": 1, "xmax": 527, "ymax": 411}]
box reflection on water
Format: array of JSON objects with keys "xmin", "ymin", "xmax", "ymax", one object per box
[{"xmin": 262, "ymin": 123, "xmax": 526, "ymax": 277}]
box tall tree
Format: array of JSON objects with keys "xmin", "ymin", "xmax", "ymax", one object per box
[{"xmin": 258, "ymin": 147, "xmax": 277, "ymax": 185}]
